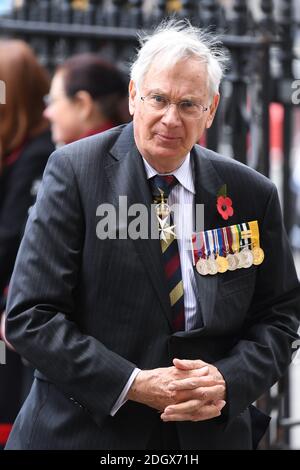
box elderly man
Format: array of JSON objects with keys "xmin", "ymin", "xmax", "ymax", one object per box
[{"xmin": 5, "ymin": 20, "xmax": 300, "ymax": 450}]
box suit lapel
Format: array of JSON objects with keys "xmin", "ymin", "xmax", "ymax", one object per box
[
  {"xmin": 104, "ymin": 124, "xmax": 173, "ymax": 328},
  {"xmin": 192, "ymin": 147, "xmax": 224, "ymax": 326}
]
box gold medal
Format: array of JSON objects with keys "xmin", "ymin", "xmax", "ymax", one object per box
[
  {"xmin": 216, "ymin": 255, "xmax": 228, "ymax": 273},
  {"xmin": 252, "ymin": 246, "xmax": 265, "ymax": 265}
]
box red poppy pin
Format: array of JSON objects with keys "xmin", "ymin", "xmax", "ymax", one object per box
[{"xmin": 217, "ymin": 184, "xmax": 234, "ymax": 220}]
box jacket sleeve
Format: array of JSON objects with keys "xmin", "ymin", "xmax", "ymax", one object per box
[
  {"xmin": 0, "ymin": 136, "xmax": 53, "ymax": 301},
  {"xmin": 5, "ymin": 150, "xmax": 136, "ymax": 429},
  {"xmin": 214, "ymin": 185, "xmax": 300, "ymax": 423}
]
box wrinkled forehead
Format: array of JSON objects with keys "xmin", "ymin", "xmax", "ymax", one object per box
[{"xmin": 141, "ymin": 57, "xmax": 210, "ymax": 97}]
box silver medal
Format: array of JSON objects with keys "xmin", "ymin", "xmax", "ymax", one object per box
[
  {"xmin": 239, "ymin": 247, "xmax": 253, "ymax": 268},
  {"xmin": 196, "ymin": 258, "xmax": 209, "ymax": 276}
]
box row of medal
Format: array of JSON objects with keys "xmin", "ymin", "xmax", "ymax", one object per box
[{"xmin": 191, "ymin": 220, "xmax": 265, "ymax": 276}]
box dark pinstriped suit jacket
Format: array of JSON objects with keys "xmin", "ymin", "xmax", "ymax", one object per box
[{"xmin": 5, "ymin": 123, "xmax": 300, "ymax": 449}]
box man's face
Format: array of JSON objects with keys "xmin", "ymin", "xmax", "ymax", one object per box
[{"xmin": 129, "ymin": 58, "xmax": 219, "ymax": 170}]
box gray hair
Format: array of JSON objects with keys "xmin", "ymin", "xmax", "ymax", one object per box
[{"xmin": 130, "ymin": 19, "xmax": 229, "ymax": 99}]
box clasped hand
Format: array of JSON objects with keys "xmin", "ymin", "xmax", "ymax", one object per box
[{"xmin": 128, "ymin": 358, "xmax": 226, "ymax": 423}]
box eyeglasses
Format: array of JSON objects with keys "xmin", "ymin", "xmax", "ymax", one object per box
[{"xmin": 140, "ymin": 93, "xmax": 209, "ymax": 120}]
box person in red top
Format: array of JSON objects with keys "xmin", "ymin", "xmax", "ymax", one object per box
[{"xmin": 43, "ymin": 53, "xmax": 130, "ymax": 146}]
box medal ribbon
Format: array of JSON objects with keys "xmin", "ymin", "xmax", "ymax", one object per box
[
  {"xmin": 204, "ymin": 230, "xmax": 211, "ymax": 258},
  {"xmin": 231, "ymin": 225, "xmax": 239, "ymax": 253},
  {"xmin": 207, "ymin": 230, "xmax": 215, "ymax": 259},
  {"xmin": 248, "ymin": 220, "xmax": 260, "ymax": 249}
]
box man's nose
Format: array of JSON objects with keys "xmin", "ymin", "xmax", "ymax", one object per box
[{"xmin": 160, "ymin": 103, "xmax": 182, "ymax": 126}]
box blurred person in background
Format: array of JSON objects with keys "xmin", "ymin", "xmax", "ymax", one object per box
[
  {"xmin": 44, "ymin": 53, "xmax": 130, "ymax": 146},
  {"xmin": 0, "ymin": 39, "xmax": 54, "ymax": 448}
]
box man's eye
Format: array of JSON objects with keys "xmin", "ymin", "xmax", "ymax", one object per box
[
  {"xmin": 180, "ymin": 101, "xmax": 195, "ymax": 109},
  {"xmin": 151, "ymin": 95, "xmax": 166, "ymax": 104}
]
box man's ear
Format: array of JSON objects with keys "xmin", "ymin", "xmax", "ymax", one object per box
[
  {"xmin": 128, "ymin": 80, "xmax": 137, "ymax": 116},
  {"xmin": 205, "ymin": 93, "xmax": 220, "ymax": 129}
]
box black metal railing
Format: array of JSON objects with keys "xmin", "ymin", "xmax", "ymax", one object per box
[{"xmin": 0, "ymin": 0, "xmax": 299, "ymax": 449}]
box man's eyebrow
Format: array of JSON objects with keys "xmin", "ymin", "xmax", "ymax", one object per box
[
  {"xmin": 144, "ymin": 88, "xmax": 203, "ymax": 101},
  {"xmin": 144, "ymin": 88, "xmax": 165, "ymax": 95}
]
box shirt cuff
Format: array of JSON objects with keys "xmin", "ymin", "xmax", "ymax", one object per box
[{"xmin": 110, "ymin": 368, "xmax": 141, "ymax": 416}]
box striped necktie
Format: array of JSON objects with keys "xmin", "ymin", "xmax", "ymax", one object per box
[{"xmin": 150, "ymin": 175, "xmax": 185, "ymax": 332}]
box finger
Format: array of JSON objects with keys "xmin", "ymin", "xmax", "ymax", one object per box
[
  {"xmin": 164, "ymin": 399, "xmax": 200, "ymax": 415},
  {"xmin": 164, "ymin": 398, "xmax": 226, "ymax": 415},
  {"xmin": 173, "ymin": 384, "xmax": 226, "ymax": 404},
  {"xmin": 169, "ymin": 374, "xmax": 223, "ymax": 391},
  {"xmin": 173, "ymin": 358, "xmax": 208, "ymax": 370},
  {"xmin": 199, "ymin": 374, "xmax": 224, "ymax": 384},
  {"xmin": 195, "ymin": 385, "xmax": 226, "ymax": 403},
  {"xmin": 215, "ymin": 400, "xmax": 226, "ymax": 411},
  {"xmin": 171, "ymin": 366, "xmax": 209, "ymax": 381},
  {"xmin": 170, "ymin": 366, "xmax": 209, "ymax": 387},
  {"xmin": 161, "ymin": 402, "xmax": 221, "ymax": 422}
]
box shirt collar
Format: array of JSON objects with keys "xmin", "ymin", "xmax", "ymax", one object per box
[{"xmin": 142, "ymin": 153, "xmax": 195, "ymax": 195}]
